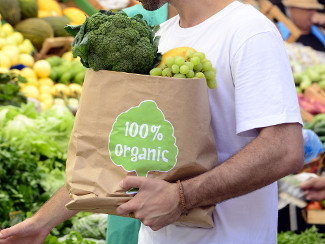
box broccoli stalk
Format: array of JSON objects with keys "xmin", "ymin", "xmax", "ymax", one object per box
[{"xmin": 65, "ymin": 10, "xmax": 161, "ymax": 74}]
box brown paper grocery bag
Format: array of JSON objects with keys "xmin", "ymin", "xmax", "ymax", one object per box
[{"xmin": 65, "ymin": 69, "xmax": 218, "ymax": 228}]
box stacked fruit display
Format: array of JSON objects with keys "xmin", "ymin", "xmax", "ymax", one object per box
[
  {"xmin": 0, "ymin": 22, "xmax": 34, "ymax": 71},
  {"xmin": 47, "ymin": 54, "xmax": 86, "ymax": 85},
  {"xmin": 0, "ymin": 0, "xmax": 88, "ymax": 51},
  {"xmin": 0, "ymin": 19, "xmax": 83, "ymax": 112},
  {"xmin": 17, "ymin": 56, "xmax": 83, "ymax": 112}
]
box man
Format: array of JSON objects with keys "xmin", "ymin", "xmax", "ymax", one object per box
[
  {"xmin": 279, "ymin": 0, "xmax": 325, "ymax": 51},
  {"xmin": 0, "ymin": 0, "xmax": 304, "ymax": 243}
]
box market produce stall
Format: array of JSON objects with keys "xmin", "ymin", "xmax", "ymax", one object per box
[{"xmin": 1, "ymin": 0, "xmax": 325, "ymax": 243}]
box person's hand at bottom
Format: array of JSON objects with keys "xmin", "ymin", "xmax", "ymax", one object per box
[
  {"xmin": 300, "ymin": 177, "xmax": 325, "ymax": 201},
  {"xmin": 0, "ymin": 217, "xmax": 50, "ymax": 244},
  {"xmin": 116, "ymin": 176, "xmax": 182, "ymax": 231}
]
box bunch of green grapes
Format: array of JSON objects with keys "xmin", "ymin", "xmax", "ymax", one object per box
[{"xmin": 149, "ymin": 50, "xmax": 217, "ymax": 89}]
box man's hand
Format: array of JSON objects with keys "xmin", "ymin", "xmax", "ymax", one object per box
[
  {"xmin": 311, "ymin": 12, "xmax": 325, "ymax": 26},
  {"xmin": 300, "ymin": 177, "xmax": 325, "ymax": 201},
  {"xmin": 0, "ymin": 185, "xmax": 77, "ymax": 244},
  {"xmin": 116, "ymin": 176, "xmax": 182, "ymax": 231},
  {"xmin": 0, "ymin": 217, "xmax": 50, "ymax": 244}
]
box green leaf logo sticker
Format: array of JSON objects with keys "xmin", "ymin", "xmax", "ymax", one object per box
[{"xmin": 108, "ymin": 100, "xmax": 178, "ymax": 184}]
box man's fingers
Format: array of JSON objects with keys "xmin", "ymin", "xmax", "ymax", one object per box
[
  {"xmin": 120, "ymin": 176, "xmax": 147, "ymax": 190},
  {"xmin": 116, "ymin": 199, "xmax": 138, "ymax": 216}
]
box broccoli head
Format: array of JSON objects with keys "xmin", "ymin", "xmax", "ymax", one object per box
[{"xmin": 65, "ymin": 10, "xmax": 161, "ymax": 74}]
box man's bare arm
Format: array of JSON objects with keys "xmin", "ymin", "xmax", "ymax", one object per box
[
  {"xmin": 117, "ymin": 123, "xmax": 304, "ymax": 230},
  {"xmin": 0, "ymin": 185, "xmax": 78, "ymax": 243},
  {"xmin": 183, "ymin": 123, "xmax": 304, "ymax": 209}
]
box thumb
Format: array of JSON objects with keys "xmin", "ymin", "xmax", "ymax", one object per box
[
  {"xmin": 0, "ymin": 225, "xmax": 21, "ymax": 239},
  {"xmin": 120, "ymin": 176, "xmax": 147, "ymax": 189}
]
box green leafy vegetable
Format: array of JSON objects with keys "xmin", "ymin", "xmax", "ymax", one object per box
[
  {"xmin": 65, "ymin": 10, "xmax": 161, "ymax": 73},
  {"xmin": 278, "ymin": 226, "xmax": 325, "ymax": 244},
  {"xmin": 71, "ymin": 214, "xmax": 107, "ymax": 240},
  {"xmin": 0, "ymin": 138, "xmax": 45, "ymax": 228},
  {"xmin": 44, "ymin": 231, "xmax": 105, "ymax": 244},
  {"xmin": 0, "ymin": 103, "xmax": 76, "ymax": 236},
  {"xmin": 0, "ymin": 103, "xmax": 74, "ymax": 159},
  {"xmin": 0, "ymin": 73, "xmax": 27, "ymax": 107}
]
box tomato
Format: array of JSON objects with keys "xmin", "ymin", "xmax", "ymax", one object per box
[{"xmin": 306, "ymin": 201, "xmax": 323, "ymax": 210}]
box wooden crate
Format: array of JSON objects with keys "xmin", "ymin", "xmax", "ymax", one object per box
[
  {"xmin": 307, "ymin": 209, "xmax": 325, "ymax": 224},
  {"xmin": 34, "ymin": 37, "xmax": 74, "ymax": 61},
  {"xmin": 299, "ymin": 152, "xmax": 325, "ymax": 176}
]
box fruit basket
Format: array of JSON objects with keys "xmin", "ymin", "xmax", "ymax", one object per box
[{"xmin": 34, "ymin": 37, "xmax": 74, "ymax": 61}]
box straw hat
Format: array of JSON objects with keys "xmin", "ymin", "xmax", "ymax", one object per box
[{"xmin": 282, "ymin": 0, "xmax": 324, "ymax": 10}]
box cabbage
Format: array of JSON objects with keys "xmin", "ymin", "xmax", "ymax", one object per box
[{"xmin": 0, "ymin": 102, "xmax": 74, "ymax": 159}]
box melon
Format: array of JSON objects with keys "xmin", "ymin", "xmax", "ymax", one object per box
[
  {"xmin": 15, "ymin": 18, "xmax": 54, "ymax": 50},
  {"xmin": 18, "ymin": 0, "xmax": 38, "ymax": 19},
  {"xmin": 0, "ymin": 0, "xmax": 21, "ymax": 26}
]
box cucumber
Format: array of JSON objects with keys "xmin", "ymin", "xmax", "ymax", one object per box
[
  {"xmin": 314, "ymin": 120, "xmax": 325, "ymax": 130},
  {"xmin": 314, "ymin": 127, "xmax": 325, "ymax": 137},
  {"xmin": 318, "ymin": 136, "xmax": 325, "ymax": 142}
]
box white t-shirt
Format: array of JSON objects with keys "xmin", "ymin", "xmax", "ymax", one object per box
[{"xmin": 139, "ymin": 1, "xmax": 302, "ymax": 243}]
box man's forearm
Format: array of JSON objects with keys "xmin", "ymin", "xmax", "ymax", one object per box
[
  {"xmin": 33, "ymin": 185, "xmax": 78, "ymax": 231},
  {"xmin": 183, "ymin": 123, "xmax": 304, "ymax": 209}
]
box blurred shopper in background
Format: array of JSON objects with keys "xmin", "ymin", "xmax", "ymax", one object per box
[{"xmin": 279, "ymin": 0, "xmax": 325, "ymax": 51}]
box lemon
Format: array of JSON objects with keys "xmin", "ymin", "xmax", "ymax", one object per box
[
  {"xmin": 18, "ymin": 44, "xmax": 30, "ymax": 54},
  {"xmin": 0, "ymin": 53, "xmax": 11, "ymax": 69},
  {"xmin": 39, "ymin": 78, "xmax": 54, "ymax": 87},
  {"xmin": 22, "ymin": 85, "xmax": 39, "ymax": 99},
  {"xmin": 39, "ymin": 93, "xmax": 53, "ymax": 102},
  {"xmin": 5, "ymin": 37, "xmax": 17, "ymax": 46},
  {"xmin": 39, "ymin": 84, "xmax": 52, "ymax": 94},
  {"xmin": 73, "ymin": 56, "xmax": 81, "ymax": 62},
  {"xmin": 0, "ymin": 67, "xmax": 9, "ymax": 73},
  {"xmin": 40, "ymin": 98, "xmax": 53, "ymax": 111},
  {"xmin": 10, "ymin": 69, "xmax": 21, "ymax": 75},
  {"xmin": 2, "ymin": 48, "xmax": 19, "ymax": 66},
  {"xmin": 40, "ymin": 102, "xmax": 50, "ymax": 111},
  {"xmin": 21, "ymin": 67, "xmax": 37, "ymax": 79},
  {"xmin": 11, "ymin": 32, "xmax": 24, "ymax": 45},
  {"xmin": 6, "ymin": 35, "xmax": 19, "ymax": 46},
  {"xmin": 26, "ymin": 78, "xmax": 39, "ymax": 87},
  {"xmin": 23, "ymin": 39, "xmax": 34, "ymax": 50},
  {"xmin": 19, "ymin": 54, "xmax": 35, "ymax": 67},
  {"xmin": 18, "ymin": 82, "xmax": 26, "ymax": 90},
  {"xmin": 0, "ymin": 38, "xmax": 6, "ymax": 49},
  {"xmin": 2, "ymin": 44, "xmax": 20, "ymax": 53},
  {"xmin": 62, "ymin": 51, "xmax": 73, "ymax": 62},
  {"xmin": 33, "ymin": 60, "xmax": 51, "ymax": 78},
  {"xmin": 18, "ymin": 40, "xmax": 34, "ymax": 54},
  {"xmin": 0, "ymin": 23, "xmax": 14, "ymax": 38}
]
